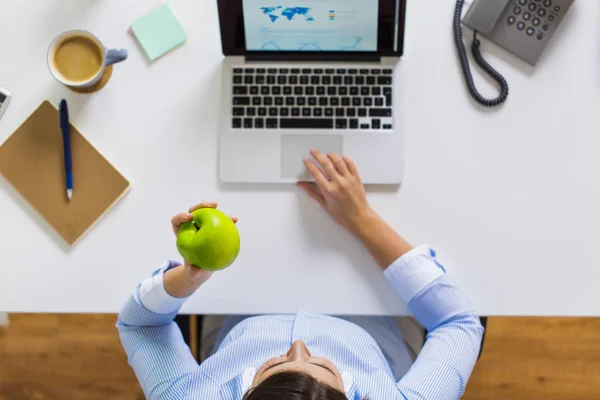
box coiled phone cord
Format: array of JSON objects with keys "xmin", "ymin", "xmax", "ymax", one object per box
[{"xmin": 453, "ymin": 0, "xmax": 509, "ymax": 107}]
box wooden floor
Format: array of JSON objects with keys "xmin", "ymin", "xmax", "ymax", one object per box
[{"xmin": 1, "ymin": 315, "xmax": 599, "ymax": 400}]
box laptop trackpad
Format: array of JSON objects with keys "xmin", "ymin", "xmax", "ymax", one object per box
[{"xmin": 281, "ymin": 135, "xmax": 343, "ymax": 180}]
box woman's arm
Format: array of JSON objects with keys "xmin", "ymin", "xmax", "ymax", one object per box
[
  {"xmin": 393, "ymin": 258, "xmax": 484, "ymax": 399},
  {"xmin": 299, "ymin": 150, "xmax": 484, "ymax": 399},
  {"xmin": 357, "ymin": 217, "xmax": 483, "ymax": 398},
  {"xmin": 117, "ymin": 261, "xmax": 203, "ymax": 400},
  {"xmin": 349, "ymin": 209, "xmax": 414, "ymax": 269},
  {"xmin": 117, "ymin": 202, "xmax": 235, "ymax": 400}
]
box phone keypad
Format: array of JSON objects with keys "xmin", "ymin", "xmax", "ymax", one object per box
[{"xmin": 506, "ymin": 0, "xmax": 566, "ymax": 41}]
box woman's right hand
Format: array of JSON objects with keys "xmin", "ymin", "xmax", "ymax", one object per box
[{"xmin": 297, "ymin": 149, "xmax": 376, "ymax": 235}]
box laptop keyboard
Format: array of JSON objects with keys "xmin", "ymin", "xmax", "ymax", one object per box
[{"xmin": 231, "ymin": 67, "xmax": 393, "ymax": 130}]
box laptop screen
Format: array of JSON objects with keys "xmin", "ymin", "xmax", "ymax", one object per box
[
  {"xmin": 217, "ymin": 0, "xmax": 406, "ymax": 58},
  {"xmin": 243, "ymin": 1, "xmax": 379, "ymax": 52}
]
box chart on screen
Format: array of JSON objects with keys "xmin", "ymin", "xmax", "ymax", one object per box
[{"xmin": 243, "ymin": 0, "xmax": 379, "ymax": 52}]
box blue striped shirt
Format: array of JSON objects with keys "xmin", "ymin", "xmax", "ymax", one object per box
[{"xmin": 117, "ymin": 245, "xmax": 484, "ymax": 399}]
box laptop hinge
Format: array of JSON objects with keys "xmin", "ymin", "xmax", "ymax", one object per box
[{"xmin": 245, "ymin": 53, "xmax": 381, "ymax": 63}]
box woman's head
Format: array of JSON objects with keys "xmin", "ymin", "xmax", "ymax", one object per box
[
  {"xmin": 244, "ymin": 340, "xmax": 347, "ymax": 399},
  {"xmin": 244, "ymin": 371, "xmax": 346, "ymax": 399}
]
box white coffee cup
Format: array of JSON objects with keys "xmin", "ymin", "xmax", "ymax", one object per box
[{"xmin": 47, "ymin": 30, "xmax": 128, "ymax": 88}]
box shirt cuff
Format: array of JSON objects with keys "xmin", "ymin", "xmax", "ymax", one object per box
[
  {"xmin": 383, "ymin": 245, "xmax": 446, "ymax": 303},
  {"xmin": 138, "ymin": 260, "xmax": 189, "ymax": 314}
]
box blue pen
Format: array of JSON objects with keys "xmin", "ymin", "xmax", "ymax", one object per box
[{"xmin": 59, "ymin": 99, "xmax": 73, "ymax": 201}]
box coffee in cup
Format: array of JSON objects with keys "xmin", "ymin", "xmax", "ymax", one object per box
[
  {"xmin": 52, "ymin": 36, "xmax": 104, "ymax": 83},
  {"xmin": 48, "ymin": 30, "xmax": 127, "ymax": 88}
]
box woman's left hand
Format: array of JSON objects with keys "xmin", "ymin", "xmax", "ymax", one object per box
[{"xmin": 171, "ymin": 201, "xmax": 239, "ymax": 286}]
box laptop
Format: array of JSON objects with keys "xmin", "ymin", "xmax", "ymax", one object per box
[{"xmin": 217, "ymin": 0, "xmax": 407, "ymax": 184}]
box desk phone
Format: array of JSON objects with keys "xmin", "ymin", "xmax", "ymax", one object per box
[
  {"xmin": 454, "ymin": 0, "xmax": 574, "ymax": 107},
  {"xmin": 463, "ymin": 0, "xmax": 575, "ymax": 65}
]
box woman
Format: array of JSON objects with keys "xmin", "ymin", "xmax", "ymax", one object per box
[{"xmin": 117, "ymin": 150, "xmax": 484, "ymax": 399}]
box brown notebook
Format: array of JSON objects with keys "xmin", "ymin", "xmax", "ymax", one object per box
[{"xmin": 0, "ymin": 101, "xmax": 130, "ymax": 245}]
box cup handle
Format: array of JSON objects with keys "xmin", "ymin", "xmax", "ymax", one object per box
[{"xmin": 105, "ymin": 49, "xmax": 128, "ymax": 66}]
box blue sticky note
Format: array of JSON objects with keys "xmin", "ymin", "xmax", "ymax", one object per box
[{"xmin": 131, "ymin": 4, "xmax": 187, "ymax": 61}]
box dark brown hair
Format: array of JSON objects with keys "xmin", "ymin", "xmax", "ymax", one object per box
[{"xmin": 243, "ymin": 371, "xmax": 347, "ymax": 400}]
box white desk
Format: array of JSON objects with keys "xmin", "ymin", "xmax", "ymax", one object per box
[{"xmin": 1, "ymin": 0, "xmax": 598, "ymax": 316}]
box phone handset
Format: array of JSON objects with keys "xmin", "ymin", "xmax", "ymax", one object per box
[{"xmin": 454, "ymin": 0, "xmax": 510, "ymax": 107}]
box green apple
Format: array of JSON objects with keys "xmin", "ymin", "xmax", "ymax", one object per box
[{"xmin": 176, "ymin": 208, "xmax": 240, "ymax": 271}]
